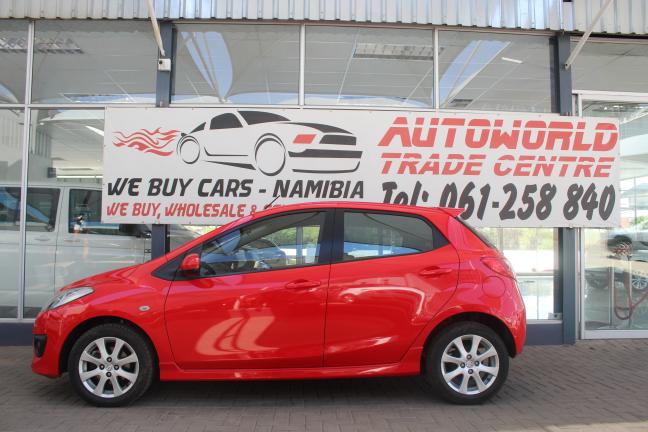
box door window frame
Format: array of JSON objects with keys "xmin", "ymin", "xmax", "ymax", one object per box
[
  {"xmin": 172, "ymin": 208, "xmax": 336, "ymax": 280},
  {"xmin": 576, "ymin": 90, "xmax": 648, "ymax": 340},
  {"xmin": 330, "ymin": 208, "xmax": 449, "ymax": 264}
]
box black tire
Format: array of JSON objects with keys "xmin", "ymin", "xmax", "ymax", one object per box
[
  {"xmin": 422, "ymin": 322, "xmax": 509, "ymax": 404},
  {"xmin": 67, "ymin": 323, "xmax": 155, "ymax": 407}
]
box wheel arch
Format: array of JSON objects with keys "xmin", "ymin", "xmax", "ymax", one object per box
[
  {"xmin": 420, "ymin": 312, "xmax": 517, "ymax": 373},
  {"xmin": 58, "ymin": 315, "xmax": 159, "ymax": 375}
]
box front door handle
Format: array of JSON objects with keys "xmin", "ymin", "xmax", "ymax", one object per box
[
  {"xmin": 285, "ymin": 279, "xmax": 321, "ymax": 290},
  {"xmin": 419, "ymin": 267, "xmax": 452, "ymax": 277}
]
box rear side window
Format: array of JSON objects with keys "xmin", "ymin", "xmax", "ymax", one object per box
[{"xmin": 342, "ymin": 211, "xmax": 447, "ymax": 261}]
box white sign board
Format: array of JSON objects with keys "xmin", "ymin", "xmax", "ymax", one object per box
[{"xmin": 103, "ymin": 108, "xmax": 620, "ymax": 227}]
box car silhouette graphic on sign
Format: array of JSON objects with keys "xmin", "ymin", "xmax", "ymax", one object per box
[{"xmin": 176, "ymin": 110, "xmax": 362, "ymax": 176}]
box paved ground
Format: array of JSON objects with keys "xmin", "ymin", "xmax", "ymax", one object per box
[{"xmin": 1, "ymin": 340, "xmax": 648, "ymax": 432}]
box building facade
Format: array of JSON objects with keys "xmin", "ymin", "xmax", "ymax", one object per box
[{"xmin": 2, "ymin": 0, "xmax": 648, "ymax": 344}]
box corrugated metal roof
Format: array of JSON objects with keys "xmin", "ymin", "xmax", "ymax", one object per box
[{"xmin": 0, "ymin": 0, "xmax": 647, "ymax": 35}]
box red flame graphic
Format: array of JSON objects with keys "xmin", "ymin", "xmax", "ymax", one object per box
[{"xmin": 113, "ymin": 127, "xmax": 179, "ymax": 156}]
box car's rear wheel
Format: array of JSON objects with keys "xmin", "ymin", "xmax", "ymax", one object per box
[
  {"xmin": 255, "ymin": 134, "xmax": 286, "ymax": 176},
  {"xmin": 178, "ymin": 135, "xmax": 201, "ymax": 164},
  {"xmin": 423, "ymin": 322, "xmax": 509, "ymax": 404},
  {"xmin": 68, "ymin": 323, "xmax": 154, "ymax": 407}
]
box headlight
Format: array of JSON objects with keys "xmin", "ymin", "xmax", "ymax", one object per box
[{"xmin": 42, "ymin": 287, "xmax": 94, "ymax": 311}]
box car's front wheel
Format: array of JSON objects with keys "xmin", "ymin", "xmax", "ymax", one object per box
[
  {"xmin": 68, "ymin": 323, "xmax": 155, "ymax": 407},
  {"xmin": 423, "ymin": 322, "xmax": 509, "ymax": 404}
]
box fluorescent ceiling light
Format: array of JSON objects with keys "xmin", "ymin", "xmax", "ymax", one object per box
[
  {"xmin": 0, "ymin": 37, "xmax": 82, "ymax": 53},
  {"xmin": 85, "ymin": 125, "xmax": 104, "ymax": 136},
  {"xmin": 354, "ymin": 43, "xmax": 434, "ymax": 60},
  {"xmin": 501, "ymin": 56, "xmax": 523, "ymax": 64},
  {"xmin": 56, "ymin": 175, "xmax": 103, "ymax": 179}
]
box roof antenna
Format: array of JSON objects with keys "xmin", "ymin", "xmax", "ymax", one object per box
[{"xmin": 264, "ymin": 196, "xmax": 280, "ymax": 209}]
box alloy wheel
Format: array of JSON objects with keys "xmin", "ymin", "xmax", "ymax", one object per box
[
  {"xmin": 78, "ymin": 337, "xmax": 139, "ymax": 398},
  {"xmin": 440, "ymin": 334, "xmax": 499, "ymax": 395}
]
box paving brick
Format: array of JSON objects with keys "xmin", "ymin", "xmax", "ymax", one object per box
[{"xmin": 2, "ymin": 341, "xmax": 648, "ymax": 432}]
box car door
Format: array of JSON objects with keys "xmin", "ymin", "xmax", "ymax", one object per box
[
  {"xmin": 165, "ymin": 210, "xmax": 333, "ymax": 370},
  {"xmin": 324, "ymin": 209, "xmax": 460, "ymax": 367},
  {"xmin": 55, "ymin": 188, "xmax": 148, "ymax": 289}
]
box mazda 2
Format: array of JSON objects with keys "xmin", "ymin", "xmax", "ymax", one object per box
[{"xmin": 32, "ymin": 202, "xmax": 525, "ymax": 406}]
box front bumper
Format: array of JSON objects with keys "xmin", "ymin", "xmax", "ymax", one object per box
[{"xmin": 31, "ymin": 311, "xmax": 65, "ymax": 378}]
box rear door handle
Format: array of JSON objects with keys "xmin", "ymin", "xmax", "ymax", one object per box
[
  {"xmin": 285, "ymin": 279, "xmax": 321, "ymax": 290},
  {"xmin": 419, "ymin": 267, "xmax": 452, "ymax": 277}
]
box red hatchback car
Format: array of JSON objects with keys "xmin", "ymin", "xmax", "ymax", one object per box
[{"xmin": 32, "ymin": 202, "xmax": 525, "ymax": 406}]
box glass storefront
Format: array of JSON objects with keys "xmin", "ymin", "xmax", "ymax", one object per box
[
  {"xmin": 0, "ymin": 21, "xmax": 158, "ymax": 319},
  {"xmin": 0, "ymin": 21, "xmax": 27, "ymax": 104},
  {"xmin": 1, "ymin": 20, "xmax": 646, "ymax": 344},
  {"xmin": 581, "ymin": 99, "xmax": 648, "ymax": 333},
  {"xmin": 0, "ymin": 23, "xmax": 563, "ymax": 323},
  {"xmin": 479, "ymin": 228, "xmax": 557, "ymax": 320},
  {"xmin": 23, "ymin": 109, "xmax": 155, "ymax": 317},
  {"xmin": 438, "ymin": 31, "xmax": 553, "ymax": 112},
  {"xmin": 31, "ymin": 21, "xmax": 157, "ymax": 104},
  {"xmin": 173, "ymin": 24, "xmax": 300, "ymax": 104},
  {"xmin": 304, "ymin": 27, "xmax": 435, "ymax": 107},
  {"xmin": 574, "ymin": 39, "xmax": 648, "ymax": 337},
  {"xmin": 572, "ymin": 41, "xmax": 648, "ymax": 93},
  {"xmin": 0, "ymin": 109, "xmax": 24, "ymax": 317}
]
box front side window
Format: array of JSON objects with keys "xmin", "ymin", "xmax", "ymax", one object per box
[
  {"xmin": 199, "ymin": 212, "xmax": 325, "ymax": 277},
  {"xmin": 343, "ymin": 212, "xmax": 444, "ymax": 261}
]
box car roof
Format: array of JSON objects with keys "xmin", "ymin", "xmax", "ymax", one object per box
[{"xmin": 251, "ymin": 201, "xmax": 462, "ymax": 219}]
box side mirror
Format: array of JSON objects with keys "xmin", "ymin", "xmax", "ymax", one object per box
[{"xmin": 180, "ymin": 253, "xmax": 200, "ymax": 273}]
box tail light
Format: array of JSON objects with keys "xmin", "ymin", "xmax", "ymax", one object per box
[{"xmin": 481, "ymin": 257, "xmax": 516, "ymax": 279}]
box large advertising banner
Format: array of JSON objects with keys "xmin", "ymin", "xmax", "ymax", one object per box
[{"xmin": 103, "ymin": 107, "xmax": 620, "ymax": 227}]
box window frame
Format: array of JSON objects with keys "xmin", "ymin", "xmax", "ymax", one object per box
[
  {"xmin": 172, "ymin": 208, "xmax": 335, "ymax": 281},
  {"xmin": 331, "ymin": 208, "xmax": 448, "ymax": 264}
]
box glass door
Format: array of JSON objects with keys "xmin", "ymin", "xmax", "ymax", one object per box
[{"xmin": 577, "ymin": 92, "xmax": 648, "ymax": 338}]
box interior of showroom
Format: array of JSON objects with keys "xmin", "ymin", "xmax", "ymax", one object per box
[{"xmin": 2, "ymin": 1, "xmax": 648, "ymax": 345}]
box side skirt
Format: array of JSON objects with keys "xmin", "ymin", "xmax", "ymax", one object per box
[{"xmin": 159, "ymin": 349, "xmax": 423, "ymax": 381}]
